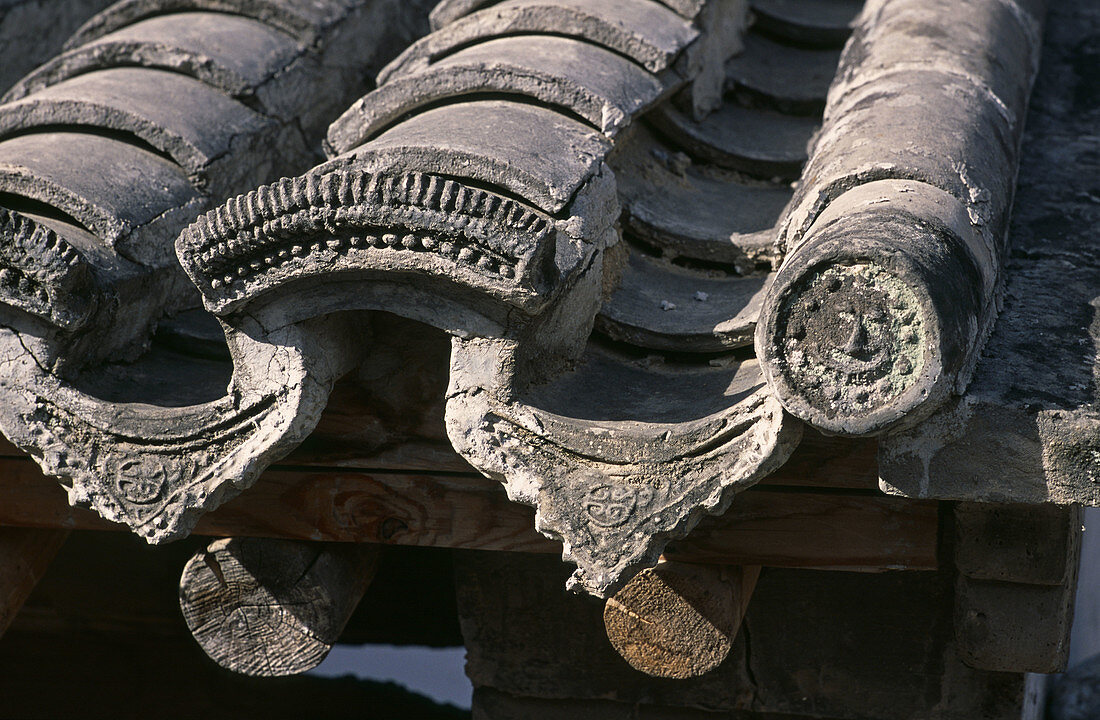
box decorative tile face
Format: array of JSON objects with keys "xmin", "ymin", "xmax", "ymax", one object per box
[{"xmin": 775, "ymin": 261, "xmax": 927, "ymax": 421}]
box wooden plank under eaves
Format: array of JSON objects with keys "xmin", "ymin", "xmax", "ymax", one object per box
[{"xmin": 0, "ymin": 453, "xmax": 937, "ymax": 571}]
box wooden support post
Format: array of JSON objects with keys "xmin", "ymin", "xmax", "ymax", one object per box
[
  {"xmin": 178, "ymin": 537, "xmax": 380, "ymax": 677},
  {"xmin": 0, "ymin": 527, "xmax": 67, "ymax": 638},
  {"xmin": 603, "ymin": 561, "xmax": 760, "ymax": 678}
]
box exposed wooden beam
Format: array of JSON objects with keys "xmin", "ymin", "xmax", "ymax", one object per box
[
  {"xmin": 603, "ymin": 562, "xmax": 760, "ymax": 678},
  {"xmin": 179, "ymin": 538, "xmax": 380, "ymax": 677},
  {"xmin": 0, "ymin": 456, "xmax": 938, "ymax": 571},
  {"xmin": 0, "ymin": 527, "xmax": 68, "ymax": 638}
]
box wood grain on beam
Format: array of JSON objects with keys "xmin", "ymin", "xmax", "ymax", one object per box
[
  {"xmin": 0, "ymin": 527, "xmax": 68, "ymax": 637},
  {"xmin": 604, "ymin": 562, "xmax": 760, "ymax": 678},
  {"xmin": 666, "ymin": 490, "xmax": 938, "ymax": 570},
  {"xmin": 180, "ymin": 538, "xmax": 380, "ymax": 676},
  {"xmin": 0, "ymin": 457, "xmax": 937, "ymax": 571}
]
